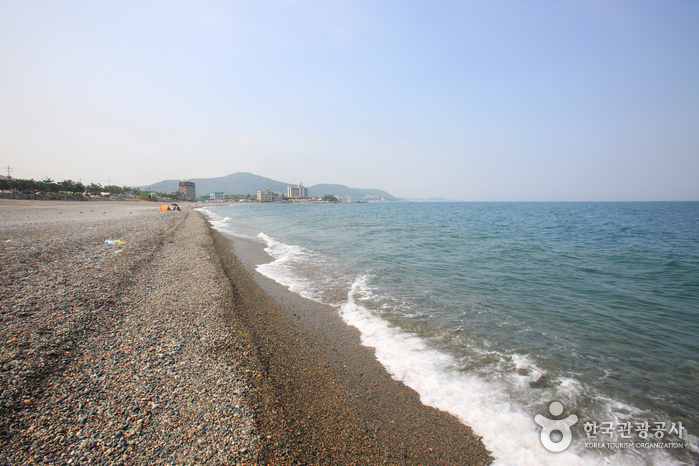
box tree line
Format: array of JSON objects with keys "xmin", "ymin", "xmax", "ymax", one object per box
[{"xmin": 0, "ymin": 177, "xmax": 140, "ymax": 196}]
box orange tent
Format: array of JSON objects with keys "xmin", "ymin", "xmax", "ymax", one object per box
[{"xmin": 159, "ymin": 205, "xmax": 171, "ymax": 211}]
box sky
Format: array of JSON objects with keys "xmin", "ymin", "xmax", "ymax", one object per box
[{"xmin": 1, "ymin": 0, "xmax": 698, "ymax": 201}]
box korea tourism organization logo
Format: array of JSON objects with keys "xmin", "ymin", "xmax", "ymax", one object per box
[
  {"xmin": 534, "ymin": 401, "xmax": 578, "ymax": 452},
  {"xmin": 534, "ymin": 401, "xmax": 690, "ymax": 453}
]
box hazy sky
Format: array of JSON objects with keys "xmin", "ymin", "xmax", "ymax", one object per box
[{"xmin": 1, "ymin": 1, "xmax": 698, "ymax": 201}]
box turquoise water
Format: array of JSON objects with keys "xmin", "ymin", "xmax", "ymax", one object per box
[{"xmin": 204, "ymin": 202, "xmax": 699, "ymax": 465}]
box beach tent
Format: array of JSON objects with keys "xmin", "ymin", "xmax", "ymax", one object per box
[{"xmin": 159, "ymin": 205, "xmax": 171, "ymax": 211}]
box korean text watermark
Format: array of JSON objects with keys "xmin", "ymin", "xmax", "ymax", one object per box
[
  {"xmin": 583, "ymin": 420, "xmax": 687, "ymax": 450},
  {"xmin": 535, "ymin": 401, "xmax": 689, "ymax": 453}
]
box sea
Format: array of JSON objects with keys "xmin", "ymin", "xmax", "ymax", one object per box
[{"xmin": 201, "ymin": 201, "xmax": 699, "ymax": 466}]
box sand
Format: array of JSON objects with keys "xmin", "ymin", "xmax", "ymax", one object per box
[{"xmin": 0, "ymin": 199, "xmax": 492, "ymax": 465}]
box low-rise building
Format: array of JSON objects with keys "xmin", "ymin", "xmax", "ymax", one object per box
[
  {"xmin": 139, "ymin": 190, "xmax": 153, "ymax": 200},
  {"xmin": 209, "ymin": 192, "xmax": 225, "ymax": 201}
]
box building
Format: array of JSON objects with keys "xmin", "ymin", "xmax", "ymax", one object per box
[
  {"xmin": 179, "ymin": 180, "xmax": 196, "ymax": 201},
  {"xmin": 287, "ymin": 183, "xmax": 308, "ymax": 199},
  {"xmin": 209, "ymin": 192, "xmax": 225, "ymax": 201},
  {"xmin": 139, "ymin": 190, "xmax": 154, "ymax": 201},
  {"xmin": 257, "ymin": 187, "xmax": 274, "ymax": 202}
]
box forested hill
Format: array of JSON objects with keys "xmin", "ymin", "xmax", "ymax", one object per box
[{"xmin": 142, "ymin": 172, "xmax": 396, "ymax": 200}]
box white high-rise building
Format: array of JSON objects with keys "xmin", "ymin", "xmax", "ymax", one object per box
[{"xmin": 287, "ymin": 183, "xmax": 308, "ymax": 199}]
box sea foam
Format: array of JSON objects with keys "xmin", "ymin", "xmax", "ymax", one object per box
[
  {"xmin": 252, "ymin": 235, "xmax": 685, "ymax": 466},
  {"xmin": 205, "ymin": 211, "xmax": 690, "ymax": 466}
]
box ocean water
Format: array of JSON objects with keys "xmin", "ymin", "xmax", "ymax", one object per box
[{"xmin": 202, "ymin": 202, "xmax": 699, "ymax": 465}]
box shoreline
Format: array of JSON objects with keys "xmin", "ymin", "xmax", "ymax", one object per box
[
  {"xmin": 0, "ymin": 200, "xmax": 492, "ymax": 465},
  {"xmin": 205, "ymin": 211, "xmax": 493, "ymax": 465}
]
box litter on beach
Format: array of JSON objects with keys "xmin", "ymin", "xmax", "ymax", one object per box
[{"xmin": 105, "ymin": 239, "xmax": 126, "ymax": 245}]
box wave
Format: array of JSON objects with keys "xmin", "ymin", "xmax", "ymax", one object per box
[
  {"xmin": 256, "ymin": 232, "xmax": 326, "ymax": 302},
  {"xmin": 343, "ymin": 274, "xmax": 697, "ymax": 466},
  {"xmin": 197, "ymin": 207, "xmax": 257, "ymax": 239},
  {"xmin": 205, "ymin": 211, "xmax": 694, "ymax": 465}
]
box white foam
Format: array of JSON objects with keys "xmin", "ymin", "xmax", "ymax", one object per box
[
  {"xmin": 254, "ymin": 233, "xmax": 316, "ymax": 299},
  {"xmin": 338, "ymin": 275, "xmax": 683, "ymax": 466},
  {"xmin": 198, "ymin": 208, "xmax": 257, "ymax": 239},
  {"xmin": 198, "ymin": 213, "xmax": 689, "ymax": 466}
]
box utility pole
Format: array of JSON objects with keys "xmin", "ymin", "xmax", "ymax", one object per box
[{"xmin": 5, "ymin": 165, "xmax": 12, "ymax": 179}]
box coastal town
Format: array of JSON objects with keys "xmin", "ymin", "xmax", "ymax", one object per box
[
  {"xmin": 0, "ymin": 176, "xmax": 360, "ymax": 204},
  {"xmin": 210, "ymin": 183, "xmax": 344, "ymax": 204}
]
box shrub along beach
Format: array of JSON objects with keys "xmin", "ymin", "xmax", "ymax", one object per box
[{"xmin": 0, "ymin": 199, "xmax": 491, "ymax": 465}]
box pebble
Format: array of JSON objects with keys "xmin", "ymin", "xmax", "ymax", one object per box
[{"xmin": 0, "ymin": 201, "xmax": 259, "ymax": 464}]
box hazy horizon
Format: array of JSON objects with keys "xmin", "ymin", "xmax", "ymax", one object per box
[{"xmin": 2, "ymin": 1, "xmax": 698, "ymax": 202}]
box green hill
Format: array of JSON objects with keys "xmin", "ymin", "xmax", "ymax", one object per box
[
  {"xmin": 142, "ymin": 173, "xmax": 290, "ymax": 196},
  {"xmin": 141, "ymin": 172, "xmax": 396, "ymax": 200}
]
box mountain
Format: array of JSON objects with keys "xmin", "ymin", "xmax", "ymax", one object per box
[
  {"xmin": 141, "ymin": 172, "xmax": 396, "ymax": 200},
  {"xmin": 141, "ymin": 173, "xmax": 291, "ymax": 196},
  {"xmin": 308, "ymin": 184, "xmax": 395, "ymax": 201}
]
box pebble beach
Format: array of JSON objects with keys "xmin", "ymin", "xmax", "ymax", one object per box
[{"xmin": 0, "ymin": 199, "xmax": 492, "ymax": 465}]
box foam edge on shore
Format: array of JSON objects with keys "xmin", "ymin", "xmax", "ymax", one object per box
[{"xmin": 203, "ymin": 211, "xmax": 494, "ymax": 466}]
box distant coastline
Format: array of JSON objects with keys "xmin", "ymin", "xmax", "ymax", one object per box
[{"xmin": 141, "ymin": 172, "xmax": 398, "ymax": 202}]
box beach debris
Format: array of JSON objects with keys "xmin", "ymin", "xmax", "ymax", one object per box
[
  {"xmin": 105, "ymin": 239, "xmax": 126, "ymax": 245},
  {"xmin": 4, "ymin": 239, "xmax": 11, "ymax": 243}
]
